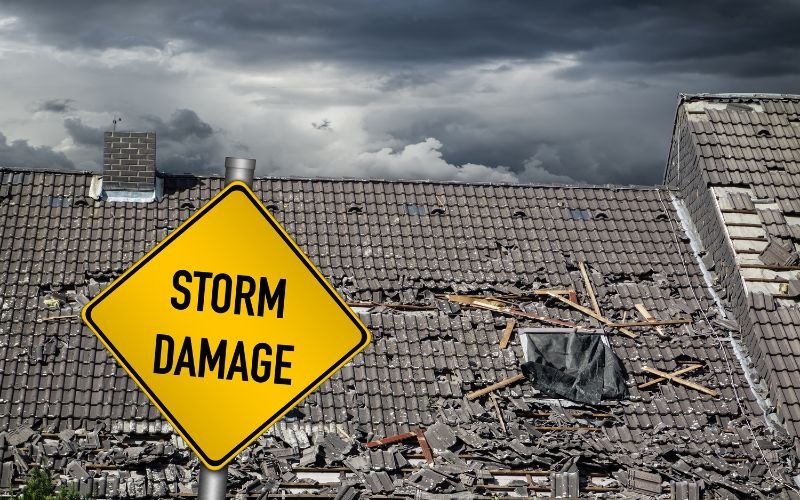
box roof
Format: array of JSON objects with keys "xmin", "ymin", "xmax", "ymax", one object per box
[
  {"xmin": 0, "ymin": 167, "xmax": 796, "ymax": 497},
  {"xmin": 666, "ymin": 93, "xmax": 800, "ymax": 458}
]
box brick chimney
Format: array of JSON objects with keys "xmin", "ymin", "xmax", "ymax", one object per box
[{"xmin": 102, "ymin": 131, "xmax": 159, "ymax": 201}]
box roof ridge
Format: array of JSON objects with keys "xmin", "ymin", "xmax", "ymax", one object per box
[
  {"xmin": 0, "ymin": 165, "xmax": 671, "ymax": 192},
  {"xmin": 681, "ymin": 92, "xmax": 800, "ymax": 101}
]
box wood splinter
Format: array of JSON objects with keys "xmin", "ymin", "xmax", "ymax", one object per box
[
  {"xmin": 499, "ymin": 319, "xmax": 516, "ymax": 349},
  {"xmin": 366, "ymin": 429, "xmax": 434, "ymax": 464},
  {"xmin": 466, "ymin": 373, "xmax": 526, "ymax": 401},
  {"xmin": 578, "ymin": 261, "xmax": 601, "ymax": 316},
  {"xmin": 635, "ymin": 304, "xmax": 664, "ymax": 334},
  {"xmin": 546, "ymin": 292, "xmax": 637, "ymax": 338},
  {"xmin": 641, "ymin": 365, "xmax": 718, "ymax": 397},
  {"xmin": 638, "ymin": 364, "xmax": 702, "ymax": 389},
  {"xmin": 489, "ymin": 393, "xmax": 507, "ymax": 434}
]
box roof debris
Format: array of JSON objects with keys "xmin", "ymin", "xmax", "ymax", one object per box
[
  {"xmin": 640, "ymin": 366, "xmax": 719, "ymax": 397},
  {"xmin": 498, "ymin": 318, "xmax": 515, "ymax": 349}
]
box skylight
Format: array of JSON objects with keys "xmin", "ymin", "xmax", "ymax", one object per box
[{"xmin": 567, "ymin": 208, "xmax": 592, "ymax": 220}]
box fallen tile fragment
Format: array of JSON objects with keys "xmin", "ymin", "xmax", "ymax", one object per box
[
  {"xmin": 332, "ymin": 484, "xmax": 358, "ymax": 500},
  {"xmin": 365, "ymin": 470, "xmax": 394, "ymax": 494},
  {"xmin": 625, "ymin": 469, "xmax": 662, "ymax": 495},
  {"xmin": 5, "ymin": 426, "xmax": 34, "ymax": 447},
  {"xmin": 423, "ymin": 422, "xmax": 458, "ymax": 452},
  {"xmin": 66, "ymin": 460, "xmax": 89, "ymax": 480}
]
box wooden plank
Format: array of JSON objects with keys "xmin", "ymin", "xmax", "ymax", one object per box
[
  {"xmin": 489, "ymin": 309, "xmax": 578, "ymax": 328},
  {"xmin": 607, "ymin": 319, "xmax": 692, "ymax": 327},
  {"xmin": 366, "ymin": 431, "xmax": 417, "ymax": 448},
  {"xmin": 489, "ymin": 393, "xmax": 507, "ymax": 434},
  {"xmin": 745, "ymin": 277, "xmax": 789, "ymax": 283},
  {"xmin": 641, "ymin": 366, "xmax": 718, "ymax": 396},
  {"xmin": 37, "ymin": 314, "xmax": 79, "ymax": 322},
  {"xmin": 466, "ymin": 373, "xmax": 526, "ymax": 401},
  {"xmin": 634, "ymin": 303, "xmax": 663, "ymax": 335},
  {"xmin": 546, "ymin": 292, "xmax": 637, "ymax": 338},
  {"xmin": 638, "ymin": 364, "xmax": 702, "ymax": 389},
  {"xmin": 499, "ymin": 318, "xmax": 515, "ymax": 349},
  {"xmin": 579, "ymin": 261, "xmax": 601, "ymax": 316},
  {"xmin": 414, "ymin": 429, "xmax": 434, "ymax": 464},
  {"xmin": 445, "ymin": 294, "xmax": 579, "ymax": 328},
  {"xmin": 530, "ymin": 289, "xmax": 575, "ymax": 296}
]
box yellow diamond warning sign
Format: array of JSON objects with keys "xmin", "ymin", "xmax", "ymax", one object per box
[{"xmin": 81, "ymin": 181, "xmax": 371, "ymax": 470}]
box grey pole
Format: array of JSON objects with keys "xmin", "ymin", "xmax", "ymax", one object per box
[
  {"xmin": 224, "ymin": 157, "xmax": 256, "ymax": 185},
  {"xmin": 197, "ymin": 156, "xmax": 257, "ymax": 500}
]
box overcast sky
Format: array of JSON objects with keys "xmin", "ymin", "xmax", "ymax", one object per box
[{"xmin": 0, "ymin": 1, "xmax": 799, "ymax": 185}]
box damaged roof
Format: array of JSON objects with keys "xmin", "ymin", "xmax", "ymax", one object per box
[
  {"xmin": 0, "ymin": 167, "xmax": 797, "ymax": 498},
  {"xmin": 666, "ymin": 93, "xmax": 800, "ymax": 460}
]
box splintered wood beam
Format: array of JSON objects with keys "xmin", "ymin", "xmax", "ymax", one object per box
[
  {"xmin": 638, "ymin": 364, "xmax": 702, "ymax": 389},
  {"xmin": 641, "ymin": 366, "xmax": 718, "ymax": 396},
  {"xmin": 366, "ymin": 431, "xmax": 418, "ymax": 448},
  {"xmin": 499, "ymin": 319, "xmax": 516, "ymax": 349},
  {"xmin": 494, "ymin": 309, "xmax": 578, "ymax": 328},
  {"xmin": 414, "ymin": 429, "xmax": 434, "ymax": 464},
  {"xmin": 37, "ymin": 314, "xmax": 79, "ymax": 322},
  {"xmin": 444, "ymin": 294, "xmax": 579, "ymax": 328},
  {"xmin": 578, "ymin": 261, "xmax": 601, "ymax": 316},
  {"xmin": 634, "ymin": 303, "xmax": 664, "ymax": 334},
  {"xmin": 466, "ymin": 373, "xmax": 526, "ymax": 401},
  {"xmin": 546, "ymin": 292, "xmax": 637, "ymax": 338},
  {"xmin": 489, "ymin": 393, "xmax": 507, "ymax": 434},
  {"xmin": 531, "ymin": 289, "xmax": 576, "ymax": 296},
  {"xmin": 607, "ymin": 319, "xmax": 692, "ymax": 327}
]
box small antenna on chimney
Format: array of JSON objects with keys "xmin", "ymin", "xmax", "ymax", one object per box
[{"xmin": 112, "ymin": 117, "xmax": 122, "ymax": 132}]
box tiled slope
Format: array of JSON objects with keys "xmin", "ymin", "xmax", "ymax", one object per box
[
  {"xmin": 0, "ymin": 168, "xmax": 794, "ymax": 496},
  {"xmin": 666, "ymin": 94, "xmax": 800, "ymax": 445}
]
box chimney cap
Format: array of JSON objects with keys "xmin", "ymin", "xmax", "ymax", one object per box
[{"xmin": 224, "ymin": 157, "xmax": 256, "ymax": 186}]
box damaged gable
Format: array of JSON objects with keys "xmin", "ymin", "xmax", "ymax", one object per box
[{"xmin": 666, "ymin": 94, "xmax": 800, "ymax": 458}]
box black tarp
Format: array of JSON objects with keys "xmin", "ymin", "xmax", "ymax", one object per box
[{"xmin": 520, "ymin": 330, "xmax": 627, "ymax": 405}]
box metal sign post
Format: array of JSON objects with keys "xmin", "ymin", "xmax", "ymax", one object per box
[{"xmin": 197, "ymin": 157, "xmax": 256, "ymax": 500}]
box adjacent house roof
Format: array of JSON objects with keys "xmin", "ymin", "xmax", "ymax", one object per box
[
  {"xmin": 665, "ymin": 93, "xmax": 800, "ymax": 457},
  {"xmin": 1, "ymin": 167, "xmax": 796, "ymax": 498}
]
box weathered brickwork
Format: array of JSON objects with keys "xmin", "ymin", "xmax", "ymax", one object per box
[{"xmin": 103, "ymin": 132, "xmax": 156, "ymax": 192}]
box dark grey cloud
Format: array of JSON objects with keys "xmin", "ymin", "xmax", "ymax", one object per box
[
  {"xmin": 58, "ymin": 109, "xmax": 226, "ymax": 173},
  {"xmin": 35, "ymin": 98, "xmax": 75, "ymax": 114},
  {"xmin": 3, "ymin": 1, "xmax": 800, "ymax": 184},
  {"xmin": 141, "ymin": 109, "xmax": 213, "ymax": 142},
  {"xmin": 5, "ymin": 0, "xmax": 800, "ymax": 77},
  {"xmin": 64, "ymin": 118, "xmax": 103, "ymax": 147},
  {"xmin": 0, "ymin": 132, "xmax": 74, "ymax": 169},
  {"xmin": 139, "ymin": 110, "xmax": 220, "ymax": 172}
]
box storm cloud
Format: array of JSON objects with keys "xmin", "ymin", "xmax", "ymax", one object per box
[
  {"xmin": 35, "ymin": 98, "xmax": 75, "ymax": 114},
  {"xmin": 0, "ymin": 132, "xmax": 74, "ymax": 169},
  {"xmin": 0, "ymin": 1, "xmax": 799, "ymax": 183}
]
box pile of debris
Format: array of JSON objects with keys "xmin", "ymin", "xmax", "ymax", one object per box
[{"xmin": 11, "ymin": 257, "xmax": 800, "ymax": 497}]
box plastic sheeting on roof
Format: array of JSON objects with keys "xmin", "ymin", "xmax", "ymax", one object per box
[{"xmin": 521, "ymin": 330, "xmax": 628, "ymax": 405}]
